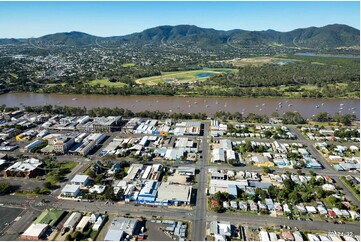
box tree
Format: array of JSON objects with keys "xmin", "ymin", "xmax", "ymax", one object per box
[
  {"xmin": 65, "ymin": 234, "xmax": 73, "ymax": 241},
  {"xmin": 43, "ymin": 181, "xmax": 53, "ymax": 190},
  {"xmin": 262, "ymin": 167, "xmax": 271, "ymax": 174},
  {"xmin": 0, "ymin": 182, "xmax": 10, "ymax": 195},
  {"xmin": 289, "ymin": 191, "xmax": 301, "ymax": 203},
  {"xmin": 73, "ymin": 231, "xmax": 82, "ymax": 241},
  {"xmin": 255, "ymin": 188, "xmax": 267, "ymax": 202},
  {"xmin": 271, "ymin": 112, "xmax": 279, "ymax": 118},
  {"xmin": 313, "ymin": 112, "xmax": 331, "ymax": 122},
  {"xmin": 267, "ymin": 185, "xmax": 279, "ymax": 199}
]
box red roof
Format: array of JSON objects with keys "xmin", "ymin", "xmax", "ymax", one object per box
[{"xmin": 328, "ymin": 209, "xmax": 336, "ymax": 218}]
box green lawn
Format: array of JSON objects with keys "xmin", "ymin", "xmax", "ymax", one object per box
[
  {"xmin": 89, "ymin": 79, "xmax": 127, "ymax": 87},
  {"xmin": 135, "ymin": 68, "xmax": 236, "ymax": 86},
  {"xmin": 122, "ymin": 63, "xmax": 136, "ymax": 67}
]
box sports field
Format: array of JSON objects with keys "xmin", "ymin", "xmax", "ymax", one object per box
[
  {"xmin": 89, "ymin": 79, "xmax": 127, "ymax": 87},
  {"xmin": 135, "ymin": 68, "xmax": 236, "ymax": 86}
]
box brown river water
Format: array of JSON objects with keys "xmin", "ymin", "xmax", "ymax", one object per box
[{"xmin": 0, "ymin": 93, "xmax": 359, "ymax": 119}]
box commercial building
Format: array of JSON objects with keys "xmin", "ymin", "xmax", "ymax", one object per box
[
  {"xmin": 21, "ymin": 223, "xmax": 49, "ymax": 240},
  {"xmin": 156, "ymin": 182, "xmax": 192, "ymax": 206},
  {"xmin": 71, "ymin": 174, "xmax": 90, "ymax": 186},
  {"xmin": 3, "ymin": 158, "xmax": 43, "ymax": 179},
  {"xmin": 63, "ymin": 212, "xmax": 82, "ymax": 232},
  {"xmin": 61, "ymin": 184, "xmax": 81, "ymax": 197},
  {"xmin": 53, "ymin": 136, "xmax": 75, "ymax": 153},
  {"xmin": 76, "ymin": 216, "xmax": 91, "ymax": 232},
  {"xmin": 104, "ymin": 217, "xmax": 139, "ymax": 241},
  {"xmin": 93, "ymin": 116, "xmax": 121, "ymax": 132}
]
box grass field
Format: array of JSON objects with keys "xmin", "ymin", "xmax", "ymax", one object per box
[
  {"xmin": 89, "ymin": 79, "xmax": 127, "ymax": 87},
  {"xmin": 135, "ymin": 68, "xmax": 236, "ymax": 86},
  {"xmin": 122, "ymin": 63, "xmax": 136, "ymax": 67},
  {"xmin": 214, "ymin": 57, "xmax": 298, "ymax": 67}
]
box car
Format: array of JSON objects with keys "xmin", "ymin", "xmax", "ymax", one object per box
[
  {"xmin": 294, "ymin": 227, "xmax": 299, "ymax": 231},
  {"xmin": 31, "ymin": 217, "xmax": 37, "ymax": 221},
  {"xmin": 324, "ymin": 220, "xmax": 329, "ymax": 223},
  {"xmin": 333, "ymin": 221, "xmax": 338, "ymax": 224}
]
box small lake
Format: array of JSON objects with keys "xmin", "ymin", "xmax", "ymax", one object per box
[
  {"xmin": 195, "ymin": 73, "xmax": 213, "ymax": 78},
  {"xmin": 295, "ymin": 52, "xmax": 360, "ymax": 58}
]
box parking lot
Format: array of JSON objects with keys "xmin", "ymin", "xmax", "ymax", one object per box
[{"xmin": 0, "ymin": 207, "xmax": 23, "ymax": 234}]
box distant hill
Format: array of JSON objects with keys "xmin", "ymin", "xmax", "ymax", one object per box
[{"xmin": 0, "ymin": 24, "xmax": 359, "ymax": 49}]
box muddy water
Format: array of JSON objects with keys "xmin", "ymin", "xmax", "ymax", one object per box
[{"xmin": 0, "ymin": 93, "xmax": 359, "ymax": 118}]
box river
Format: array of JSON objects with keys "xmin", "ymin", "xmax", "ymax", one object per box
[{"xmin": 0, "ymin": 93, "xmax": 359, "ymax": 119}]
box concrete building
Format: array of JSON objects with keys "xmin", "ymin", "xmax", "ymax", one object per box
[
  {"xmin": 104, "ymin": 217, "xmax": 139, "ymax": 241},
  {"xmin": 93, "ymin": 116, "xmax": 121, "ymax": 132},
  {"xmin": 137, "ymin": 181, "xmax": 159, "ymax": 204},
  {"xmin": 4, "ymin": 158, "xmax": 43, "ymax": 179},
  {"xmin": 21, "ymin": 223, "xmax": 49, "ymax": 240},
  {"xmin": 156, "ymin": 182, "xmax": 192, "ymax": 206},
  {"xmin": 209, "ymin": 221, "xmax": 231, "ymax": 238},
  {"xmin": 71, "ymin": 174, "xmax": 89, "ymax": 186},
  {"xmin": 53, "ymin": 136, "xmax": 75, "ymax": 154},
  {"xmin": 61, "ymin": 184, "xmax": 80, "ymax": 197}
]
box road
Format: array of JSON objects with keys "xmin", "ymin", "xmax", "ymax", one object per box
[
  {"xmin": 191, "ymin": 122, "xmax": 209, "ymax": 241},
  {"xmin": 209, "ymin": 212, "xmax": 361, "ymax": 235}
]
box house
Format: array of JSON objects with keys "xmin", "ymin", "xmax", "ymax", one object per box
[
  {"xmin": 239, "ymin": 201, "xmax": 248, "ymax": 211},
  {"xmin": 71, "ymin": 174, "xmax": 89, "ymax": 186},
  {"xmin": 305, "ymin": 206, "xmax": 317, "ymax": 214},
  {"xmin": 259, "ymin": 231, "xmax": 270, "ymax": 241},
  {"xmin": 89, "ymin": 185, "xmax": 106, "ymax": 194},
  {"xmin": 349, "ymin": 211, "xmax": 360, "ymax": 220},
  {"xmin": 92, "ymin": 215, "xmax": 106, "ymax": 231},
  {"xmin": 322, "ymin": 184, "xmax": 336, "ymax": 192},
  {"xmin": 61, "ymin": 184, "xmax": 80, "ymax": 197},
  {"xmin": 332, "ymin": 208, "xmax": 343, "ymax": 217},
  {"xmin": 252, "ymin": 155, "xmax": 274, "ymax": 167},
  {"xmin": 248, "ymin": 200, "xmax": 258, "ymax": 211},
  {"xmin": 293, "ymin": 231, "xmax": 304, "ymax": 241},
  {"xmin": 282, "ymin": 231, "xmax": 294, "ymax": 241},
  {"xmin": 265, "ymin": 199, "xmax": 274, "ymax": 211},
  {"xmin": 328, "ymin": 209, "xmax": 337, "ymax": 219},
  {"xmin": 317, "ymin": 205, "xmax": 328, "ymax": 215}
]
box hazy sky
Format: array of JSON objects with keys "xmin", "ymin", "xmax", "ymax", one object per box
[{"xmin": 0, "ymin": 1, "xmax": 359, "ymax": 38}]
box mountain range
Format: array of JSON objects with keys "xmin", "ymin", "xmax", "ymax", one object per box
[{"xmin": 0, "ymin": 24, "xmax": 359, "ymax": 49}]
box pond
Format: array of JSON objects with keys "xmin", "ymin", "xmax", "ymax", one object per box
[{"xmin": 195, "ymin": 72, "xmax": 213, "ymax": 78}]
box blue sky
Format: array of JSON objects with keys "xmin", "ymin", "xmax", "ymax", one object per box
[{"xmin": 0, "ymin": 1, "xmax": 359, "ymax": 38}]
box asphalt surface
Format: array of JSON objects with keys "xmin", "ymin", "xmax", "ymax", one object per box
[{"xmin": 191, "ymin": 122, "xmax": 209, "ymax": 241}]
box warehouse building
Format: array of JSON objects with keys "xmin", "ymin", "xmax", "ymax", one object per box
[
  {"xmin": 104, "ymin": 217, "xmax": 140, "ymax": 241},
  {"xmin": 156, "ymin": 182, "xmax": 192, "ymax": 206},
  {"xmin": 21, "ymin": 223, "xmax": 49, "ymax": 240}
]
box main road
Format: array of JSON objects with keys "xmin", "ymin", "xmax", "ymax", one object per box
[{"xmin": 191, "ymin": 122, "xmax": 209, "ymax": 241}]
